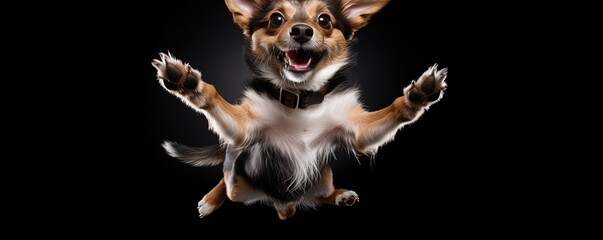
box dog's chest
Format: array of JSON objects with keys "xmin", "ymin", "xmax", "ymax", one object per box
[
  {"xmin": 265, "ymin": 109, "xmax": 331, "ymax": 144},
  {"xmin": 247, "ymin": 91, "xmax": 357, "ymax": 148}
]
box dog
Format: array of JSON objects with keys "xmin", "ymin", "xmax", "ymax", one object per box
[{"xmin": 152, "ymin": 0, "xmax": 447, "ymax": 220}]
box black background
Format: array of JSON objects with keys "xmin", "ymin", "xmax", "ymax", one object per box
[
  {"xmin": 129, "ymin": 0, "xmax": 512, "ymax": 235},
  {"xmin": 6, "ymin": 1, "xmax": 580, "ymax": 236}
]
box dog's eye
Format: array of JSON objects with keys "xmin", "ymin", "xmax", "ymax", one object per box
[
  {"xmin": 317, "ymin": 14, "xmax": 331, "ymax": 29},
  {"xmin": 269, "ymin": 13, "xmax": 285, "ymax": 29}
]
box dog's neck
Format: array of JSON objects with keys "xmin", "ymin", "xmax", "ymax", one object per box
[{"xmin": 249, "ymin": 76, "xmax": 346, "ymax": 109}]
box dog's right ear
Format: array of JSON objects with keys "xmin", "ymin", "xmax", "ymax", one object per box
[{"xmin": 225, "ymin": 0, "xmax": 261, "ymax": 35}]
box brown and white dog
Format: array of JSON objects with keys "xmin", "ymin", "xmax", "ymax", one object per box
[{"xmin": 152, "ymin": 0, "xmax": 447, "ymax": 220}]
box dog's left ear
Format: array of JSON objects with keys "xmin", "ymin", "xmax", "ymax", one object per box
[
  {"xmin": 340, "ymin": 0, "xmax": 390, "ymax": 34},
  {"xmin": 225, "ymin": 0, "xmax": 261, "ymax": 35}
]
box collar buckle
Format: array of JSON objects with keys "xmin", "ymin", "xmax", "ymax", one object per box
[{"xmin": 279, "ymin": 88, "xmax": 300, "ymax": 109}]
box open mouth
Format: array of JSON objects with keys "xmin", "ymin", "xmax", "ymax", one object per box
[{"xmin": 276, "ymin": 49, "xmax": 323, "ymax": 73}]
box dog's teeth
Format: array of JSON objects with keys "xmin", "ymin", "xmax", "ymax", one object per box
[
  {"xmin": 284, "ymin": 55, "xmax": 290, "ymax": 69},
  {"xmin": 304, "ymin": 58, "xmax": 312, "ymax": 68}
]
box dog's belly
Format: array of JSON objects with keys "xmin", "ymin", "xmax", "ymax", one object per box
[
  {"xmin": 224, "ymin": 90, "xmax": 359, "ymax": 203},
  {"xmin": 233, "ymin": 144, "xmax": 326, "ymax": 202},
  {"xmin": 230, "ymin": 122, "xmax": 337, "ymax": 202}
]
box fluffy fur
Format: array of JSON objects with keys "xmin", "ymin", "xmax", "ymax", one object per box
[{"xmin": 152, "ymin": 0, "xmax": 447, "ymax": 220}]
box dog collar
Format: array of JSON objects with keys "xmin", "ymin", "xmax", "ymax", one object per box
[
  {"xmin": 249, "ymin": 75, "xmax": 346, "ymax": 109},
  {"xmin": 271, "ymin": 87, "xmax": 326, "ymax": 109}
]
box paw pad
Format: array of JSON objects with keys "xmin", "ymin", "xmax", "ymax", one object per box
[
  {"xmin": 152, "ymin": 52, "xmax": 202, "ymax": 92},
  {"xmin": 183, "ymin": 74, "xmax": 198, "ymax": 89},
  {"xmin": 406, "ymin": 64, "xmax": 448, "ymax": 106},
  {"xmin": 165, "ymin": 62, "xmax": 182, "ymax": 83}
]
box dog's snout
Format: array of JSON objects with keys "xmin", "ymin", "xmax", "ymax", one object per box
[{"xmin": 290, "ymin": 24, "xmax": 313, "ymax": 44}]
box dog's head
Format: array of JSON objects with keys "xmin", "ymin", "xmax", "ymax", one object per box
[{"xmin": 225, "ymin": 0, "xmax": 389, "ymax": 90}]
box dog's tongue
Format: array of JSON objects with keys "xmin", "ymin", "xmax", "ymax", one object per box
[{"xmin": 286, "ymin": 50, "xmax": 312, "ymax": 71}]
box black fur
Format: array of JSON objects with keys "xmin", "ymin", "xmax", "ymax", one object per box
[
  {"xmin": 248, "ymin": 0, "xmax": 277, "ymax": 35},
  {"xmin": 243, "ymin": 36, "xmax": 262, "ymax": 77},
  {"xmin": 164, "ymin": 142, "xmax": 226, "ymax": 167},
  {"xmin": 233, "ymin": 145, "xmax": 327, "ymax": 202},
  {"xmin": 326, "ymin": 0, "xmax": 354, "ymax": 39}
]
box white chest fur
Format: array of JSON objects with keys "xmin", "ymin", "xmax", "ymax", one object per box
[
  {"xmin": 244, "ymin": 90, "xmax": 359, "ymax": 151},
  {"xmin": 239, "ymin": 90, "xmax": 360, "ymax": 190}
]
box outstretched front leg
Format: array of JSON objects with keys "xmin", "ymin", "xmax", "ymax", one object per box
[
  {"xmin": 152, "ymin": 53, "xmax": 252, "ymax": 145},
  {"xmin": 349, "ymin": 64, "xmax": 448, "ymax": 154}
]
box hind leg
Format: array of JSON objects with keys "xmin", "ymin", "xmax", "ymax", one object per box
[
  {"xmin": 314, "ymin": 167, "xmax": 359, "ymax": 206},
  {"xmin": 197, "ymin": 178, "xmax": 227, "ymax": 218},
  {"xmin": 318, "ymin": 189, "xmax": 359, "ymax": 206},
  {"xmin": 224, "ymin": 171, "xmax": 290, "ymax": 219},
  {"xmin": 224, "ymin": 171, "xmax": 268, "ymax": 203}
]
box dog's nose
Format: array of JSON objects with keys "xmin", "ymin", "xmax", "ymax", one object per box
[{"xmin": 290, "ymin": 24, "xmax": 313, "ymax": 44}]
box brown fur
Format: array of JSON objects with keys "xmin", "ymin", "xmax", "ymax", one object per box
[
  {"xmin": 201, "ymin": 84, "xmax": 256, "ymax": 145},
  {"xmin": 223, "ymin": 171, "xmax": 257, "ymax": 202},
  {"xmin": 202, "ymin": 178, "xmax": 227, "ymax": 210},
  {"xmin": 349, "ymin": 96, "xmax": 420, "ymax": 152}
]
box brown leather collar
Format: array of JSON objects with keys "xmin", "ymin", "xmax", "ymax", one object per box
[
  {"xmin": 249, "ymin": 75, "xmax": 347, "ymax": 109},
  {"xmin": 268, "ymin": 87, "xmax": 328, "ymax": 109}
]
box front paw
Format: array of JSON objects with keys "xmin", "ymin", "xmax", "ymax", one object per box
[
  {"xmin": 151, "ymin": 52, "xmax": 203, "ymax": 93},
  {"xmin": 404, "ymin": 64, "xmax": 448, "ymax": 107}
]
